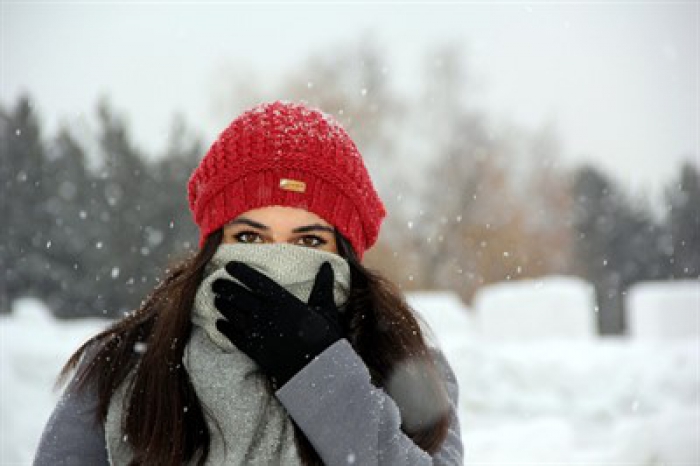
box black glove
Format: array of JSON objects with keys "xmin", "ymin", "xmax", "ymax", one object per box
[{"xmin": 212, "ymin": 261, "xmax": 344, "ymax": 388}]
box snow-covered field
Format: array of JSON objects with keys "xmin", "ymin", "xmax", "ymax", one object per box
[{"xmin": 2, "ymin": 278, "xmax": 698, "ymax": 465}]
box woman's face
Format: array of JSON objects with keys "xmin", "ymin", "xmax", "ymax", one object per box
[{"xmin": 222, "ymin": 206, "xmax": 338, "ymax": 254}]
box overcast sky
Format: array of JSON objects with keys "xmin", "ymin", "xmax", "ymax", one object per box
[{"xmin": 2, "ymin": 1, "xmax": 697, "ymax": 198}]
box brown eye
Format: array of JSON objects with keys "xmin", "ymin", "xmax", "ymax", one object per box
[
  {"xmin": 296, "ymin": 235, "xmax": 327, "ymax": 248},
  {"xmin": 233, "ymin": 231, "xmax": 263, "ymax": 244}
]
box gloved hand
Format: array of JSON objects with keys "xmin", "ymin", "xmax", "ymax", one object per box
[{"xmin": 212, "ymin": 261, "xmax": 344, "ymax": 388}]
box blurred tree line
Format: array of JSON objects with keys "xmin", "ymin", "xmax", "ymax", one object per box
[
  {"xmin": 1, "ymin": 97, "xmax": 201, "ymax": 318},
  {"xmin": 1, "ymin": 40, "xmax": 698, "ymax": 334}
]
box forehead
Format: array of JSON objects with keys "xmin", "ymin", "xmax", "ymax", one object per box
[{"xmin": 230, "ymin": 205, "xmax": 333, "ymax": 227}]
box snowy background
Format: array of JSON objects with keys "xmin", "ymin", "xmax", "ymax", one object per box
[{"xmin": 2, "ymin": 277, "xmax": 697, "ymax": 465}]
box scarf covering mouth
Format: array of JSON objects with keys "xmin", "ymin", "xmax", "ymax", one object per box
[
  {"xmin": 105, "ymin": 243, "xmax": 352, "ymax": 465},
  {"xmin": 193, "ymin": 243, "xmax": 352, "ymax": 351}
]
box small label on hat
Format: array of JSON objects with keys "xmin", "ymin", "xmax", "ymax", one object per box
[{"xmin": 279, "ymin": 178, "xmax": 306, "ymax": 193}]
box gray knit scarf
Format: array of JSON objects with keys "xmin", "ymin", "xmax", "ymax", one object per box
[{"xmin": 105, "ymin": 243, "xmax": 351, "ymax": 465}]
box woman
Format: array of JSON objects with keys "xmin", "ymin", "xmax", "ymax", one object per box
[{"xmin": 34, "ymin": 101, "xmax": 463, "ymax": 465}]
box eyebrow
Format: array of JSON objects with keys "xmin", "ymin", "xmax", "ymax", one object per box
[
  {"xmin": 228, "ymin": 218, "xmax": 335, "ymax": 234},
  {"xmin": 228, "ymin": 218, "xmax": 269, "ymax": 230},
  {"xmin": 293, "ymin": 225, "xmax": 335, "ymax": 234}
]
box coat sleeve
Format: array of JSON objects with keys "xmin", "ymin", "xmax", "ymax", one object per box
[
  {"xmin": 275, "ymin": 339, "xmax": 464, "ymax": 465},
  {"xmin": 33, "ymin": 365, "xmax": 109, "ymax": 466}
]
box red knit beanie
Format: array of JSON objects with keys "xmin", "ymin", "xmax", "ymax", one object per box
[{"xmin": 188, "ymin": 101, "xmax": 386, "ymax": 258}]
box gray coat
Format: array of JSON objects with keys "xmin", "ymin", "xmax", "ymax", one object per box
[{"xmin": 33, "ymin": 339, "xmax": 463, "ymax": 465}]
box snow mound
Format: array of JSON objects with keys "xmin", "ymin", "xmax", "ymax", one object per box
[
  {"xmin": 407, "ymin": 291, "xmax": 474, "ymax": 349},
  {"xmin": 473, "ymin": 276, "xmax": 597, "ymax": 341},
  {"xmin": 626, "ymin": 280, "xmax": 700, "ymax": 339},
  {"xmin": 11, "ymin": 296, "xmax": 55, "ymax": 324}
]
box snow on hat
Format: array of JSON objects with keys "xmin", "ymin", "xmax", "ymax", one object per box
[{"xmin": 187, "ymin": 100, "xmax": 386, "ymax": 258}]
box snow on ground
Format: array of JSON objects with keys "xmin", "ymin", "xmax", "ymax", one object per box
[
  {"xmin": 1, "ymin": 298, "xmax": 112, "ymax": 465},
  {"xmin": 2, "ymin": 280, "xmax": 699, "ymax": 465},
  {"xmin": 410, "ymin": 279, "xmax": 698, "ymax": 465}
]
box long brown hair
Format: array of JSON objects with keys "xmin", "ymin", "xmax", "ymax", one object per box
[{"xmin": 60, "ymin": 229, "xmax": 450, "ymax": 465}]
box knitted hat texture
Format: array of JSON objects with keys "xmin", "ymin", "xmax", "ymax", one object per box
[{"xmin": 187, "ymin": 101, "xmax": 386, "ymax": 258}]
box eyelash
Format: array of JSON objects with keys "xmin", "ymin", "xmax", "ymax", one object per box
[
  {"xmin": 233, "ymin": 231, "xmax": 263, "ymax": 244},
  {"xmin": 297, "ymin": 235, "xmax": 327, "ymax": 248},
  {"xmin": 232, "ymin": 231, "xmax": 328, "ymax": 248}
]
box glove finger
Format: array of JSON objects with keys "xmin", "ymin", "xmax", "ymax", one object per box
[
  {"xmin": 225, "ymin": 261, "xmax": 292, "ymax": 300},
  {"xmin": 212, "ymin": 277, "xmax": 253, "ymax": 299},
  {"xmin": 308, "ymin": 262, "xmax": 335, "ymax": 310},
  {"xmin": 215, "ymin": 318, "xmax": 248, "ymax": 348},
  {"xmin": 213, "ymin": 295, "xmax": 236, "ymax": 319},
  {"xmin": 214, "ymin": 292, "xmax": 260, "ymax": 320},
  {"xmin": 211, "ymin": 278, "xmax": 245, "ymax": 295}
]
